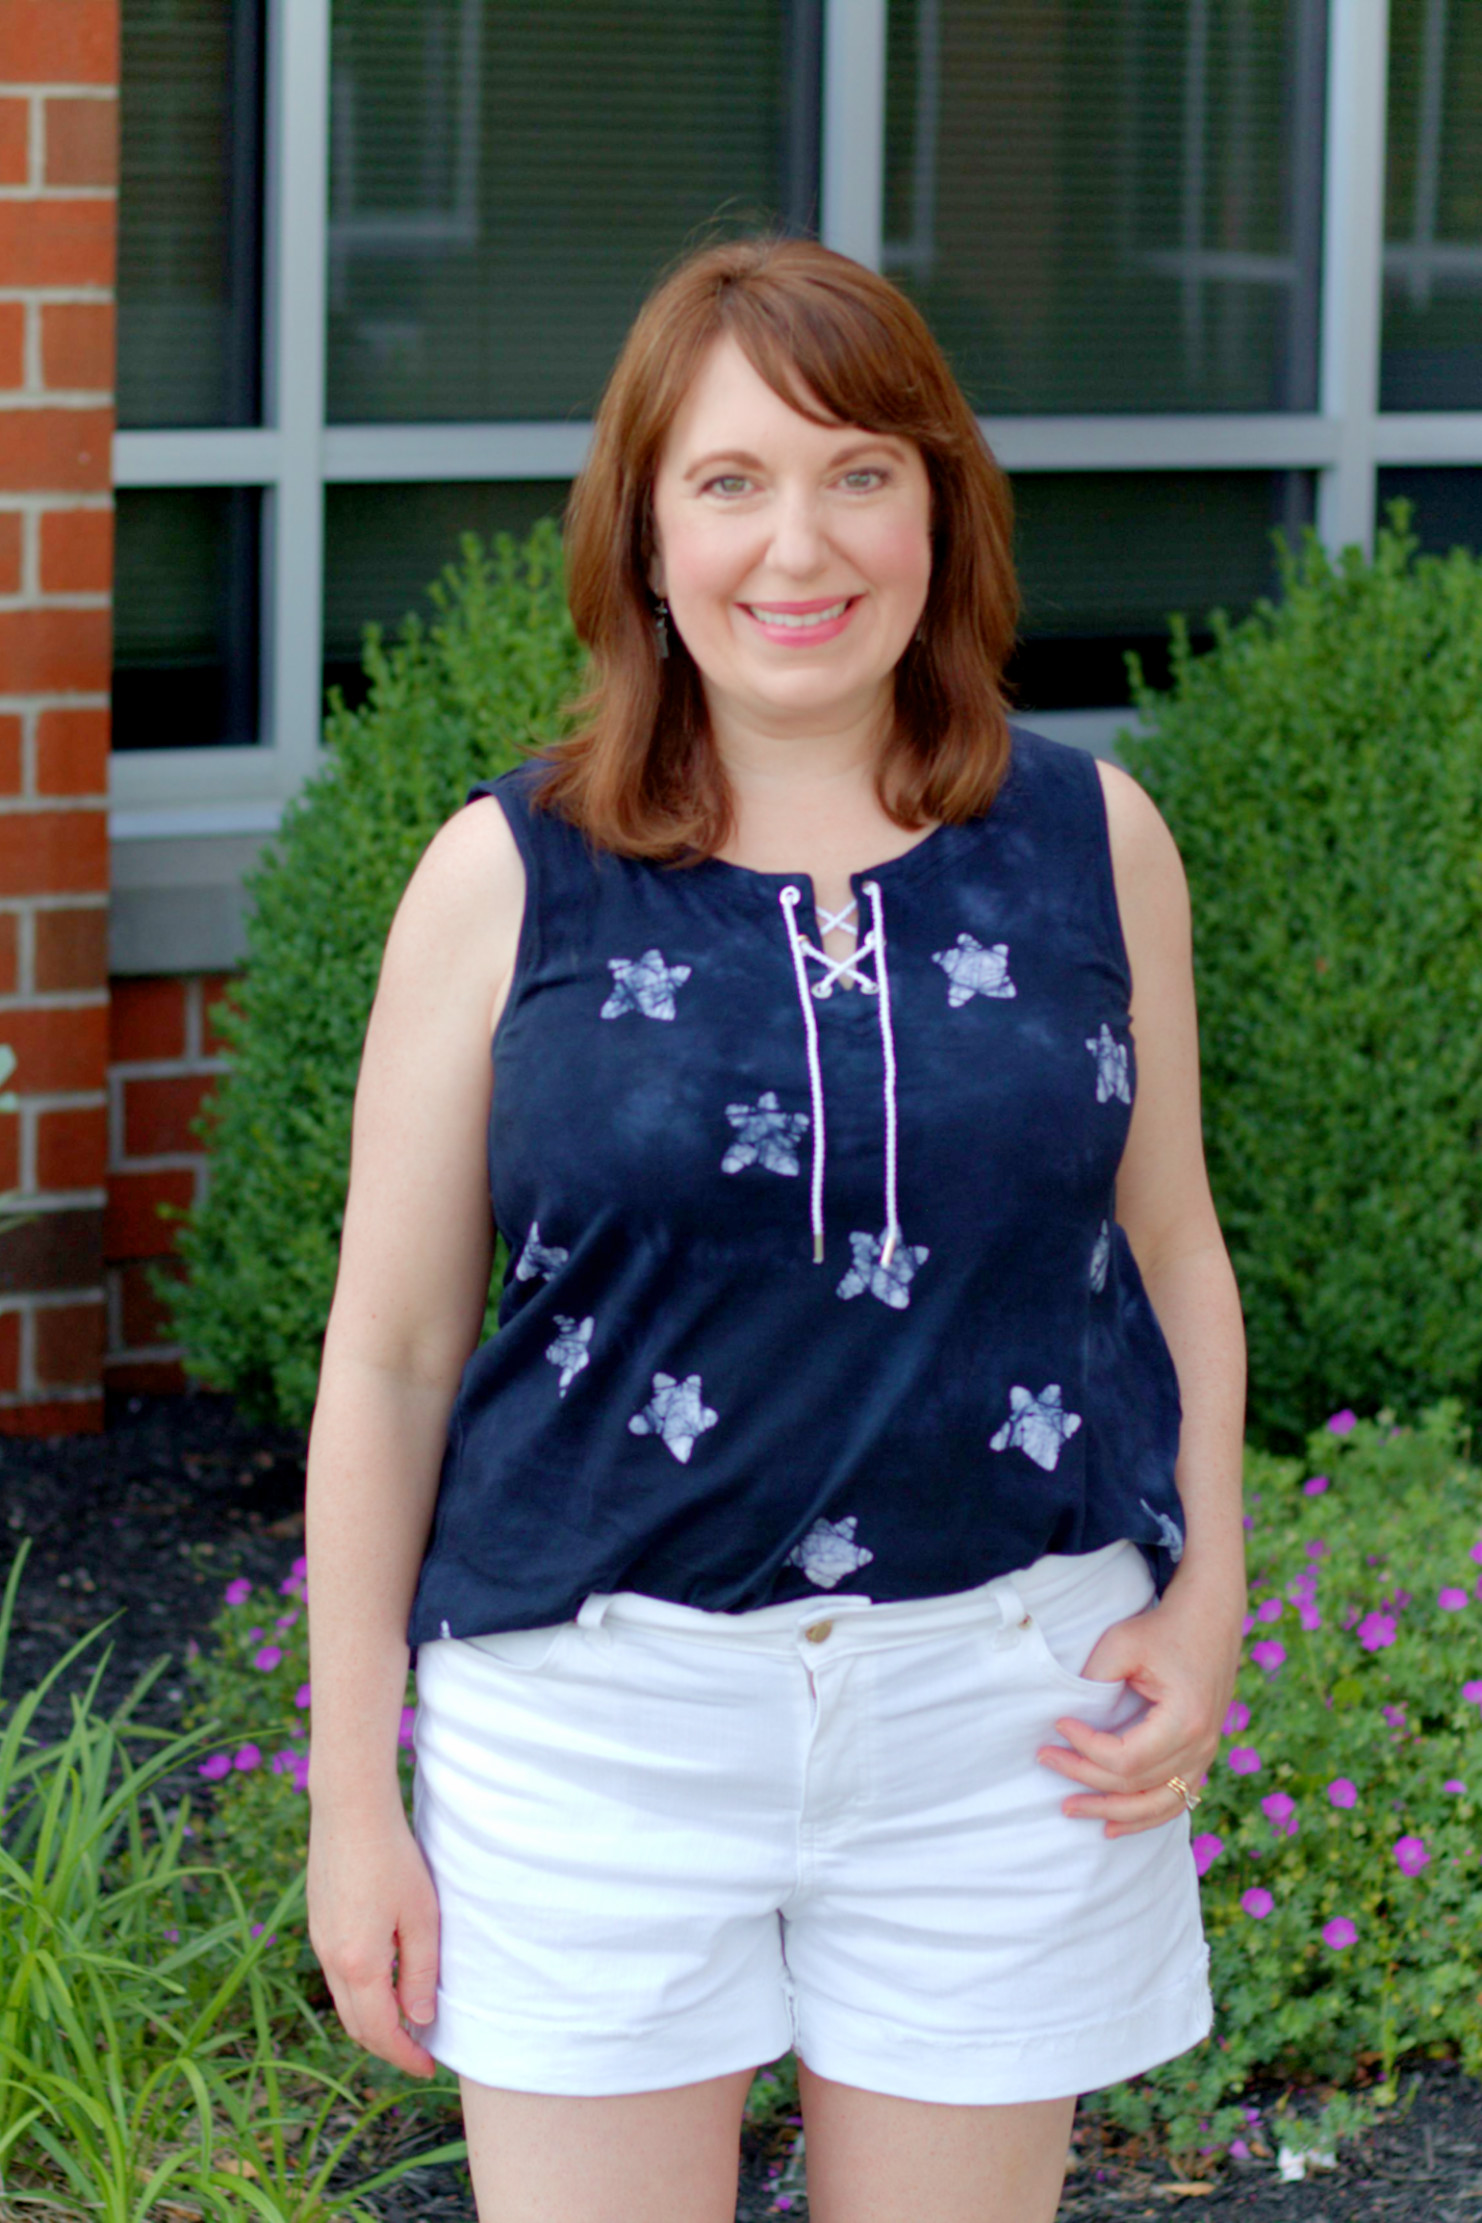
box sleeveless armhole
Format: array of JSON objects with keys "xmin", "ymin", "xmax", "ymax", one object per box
[
  {"xmin": 1084, "ymin": 756, "xmax": 1135, "ymax": 1001},
  {"xmin": 466, "ymin": 771, "xmax": 543, "ymax": 1060}
]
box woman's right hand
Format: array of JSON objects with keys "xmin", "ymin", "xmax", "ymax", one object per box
[{"xmin": 307, "ymin": 1803, "xmax": 442, "ymax": 2077}]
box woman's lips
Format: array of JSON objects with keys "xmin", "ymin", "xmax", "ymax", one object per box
[{"xmin": 740, "ymin": 595, "xmax": 861, "ymax": 645}]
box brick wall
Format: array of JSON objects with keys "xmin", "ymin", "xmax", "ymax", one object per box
[
  {"xmin": 105, "ymin": 973, "xmax": 229, "ymax": 1396},
  {"xmin": 0, "ymin": 2, "xmax": 118, "ymax": 1434}
]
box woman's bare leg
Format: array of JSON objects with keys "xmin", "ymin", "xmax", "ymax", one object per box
[
  {"xmin": 798, "ymin": 2059, "xmax": 1076, "ymax": 2223},
  {"xmin": 459, "ymin": 2065, "xmax": 754, "ymax": 2223}
]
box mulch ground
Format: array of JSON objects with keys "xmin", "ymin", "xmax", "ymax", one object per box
[{"xmin": 3, "ymin": 1392, "xmax": 1481, "ymax": 2223}]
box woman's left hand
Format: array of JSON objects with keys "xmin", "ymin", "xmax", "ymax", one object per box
[{"xmin": 1035, "ymin": 1577, "xmax": 1244, "ymax": 1837}]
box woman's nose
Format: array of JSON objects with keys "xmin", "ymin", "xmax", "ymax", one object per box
[{"xmin": 766, "ymin": 492, "xmax": 828, "ymax": 576}]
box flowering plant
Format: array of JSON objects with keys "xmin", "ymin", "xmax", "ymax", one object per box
[{"xmin": 1098, "ymin": 1399, "xmax": 1482, "ymax": 2158}]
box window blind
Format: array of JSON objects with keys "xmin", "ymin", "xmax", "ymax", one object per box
[{"xmin": 1382, "ymin": 0, "xmax": 1482, "ymax": 409}]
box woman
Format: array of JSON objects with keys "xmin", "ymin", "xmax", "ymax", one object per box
[{"xmin": 305, "ymin": 236, "xmax": 1246, "ymax": 2223}]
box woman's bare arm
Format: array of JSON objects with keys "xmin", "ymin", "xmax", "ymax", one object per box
[{"xmin": 304, "ymin": 794, "xmax": 523, "ymax": 2069}]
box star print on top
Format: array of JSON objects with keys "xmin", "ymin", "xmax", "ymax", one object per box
[
  {"xmin": 722, "ymin": 1092, "xmax": 810, "ymax": 1177},
  {"xmin": 932, "ymin": 931, "xmax": 1016, "ymax": 1007},
  {"xmin": 627, "ymin": 1371, "xmax": 719, "ymax": 1464},
  {"xmin": 544, "ymin": 1314, "xmax": 593, "ymax": 1396},
  {"xmin": 1086, "ymin": 1022, "xmax": 1132, "ymax": 1104},
  {"xmin": 990, "ymin": 1384, "xmax": 1084, "ymax": 1472},
  {"xmin": 787, "ymin": 1514, "xmax": 875, "ymax": 1589},
  {"xmin": 1140, "ymin": 1499, "xmax": 1185, "ymax": 1563},
  {"xmin": 836, "ymin": 1229, "xmax": 930, "ymax": 1309},
  {"xmin": 514, "ymin": 1221, "xmax": 568, "ymax": 1283},
  {"xmin": 1090, "ymin": 1221, "xmax": 1111, "ymax": 1293},
  {"xmin": 601, "ymin": 948, "xmax": 692, "ymax": 1021}
]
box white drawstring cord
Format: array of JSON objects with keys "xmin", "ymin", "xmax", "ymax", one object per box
[
  {"xmin": 779, "ymin": 882, "xmax": 902, "ymax": 1269},
  {"xmin": 779, "ymin": 887, "xmax": 828, "ymax": 1262},
  {"xmin": 864, "ymin": 880, "xmax": 900, "ymax": 1269}
]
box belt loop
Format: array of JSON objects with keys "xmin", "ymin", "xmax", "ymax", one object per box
[
  {"xmin": 576, "ymin": 1593, "xmax": 613, "ymax": 1629},
  {"xmin": 992, "ymin": 1576, "xmax": 1029, "ymax": 1645}
]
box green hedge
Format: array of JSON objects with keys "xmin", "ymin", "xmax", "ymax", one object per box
[
  {"xmin": 165, "ymin": 524, "xmax": 583, "ymax": 1423},
  {"xmin": 1123, "ymin": 506, "xmax": 1482, "ymax": 1447}
]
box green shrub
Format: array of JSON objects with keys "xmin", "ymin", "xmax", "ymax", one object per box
[
  {"xmin": 1121, "ymin": 505, "xmax": 1482, "ymax": 1447},
  {"xmin": 1094, "ymin": 1399, "xmax": 1482, "ymax": 2157},
  {"xmin": 166, "ymin": 523, "xmax": 584, "ymax": 1425}
]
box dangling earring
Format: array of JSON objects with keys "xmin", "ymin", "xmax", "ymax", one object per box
[{"xmin": 653, "ymin": 596, "xmax": 670, "ymax": 659}]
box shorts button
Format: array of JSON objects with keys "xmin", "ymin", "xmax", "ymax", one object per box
[{"xmin": 803, "ymin": 1619, "xmax": 833, "ymax": 1643}]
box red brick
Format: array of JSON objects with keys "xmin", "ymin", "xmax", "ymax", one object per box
[
  {"xmin": 0, "ymin": 200, "xmax": 114, "ymax": 290},
  {"xmin": 0, "ymin": 98, "xmax": 28, "ymax": 187},
  {"xmin": 0, "ymin": 4, "xmax": 119, "ymax": 87},
  {"xmin": 39, "ymin": 506, "xmax": 109, "ymax": 593},
  {"xmin": 0, "ymin": 606, "xmax": 110, "ymax": 691},
  {"xmin": 0, "ymin": 407, "xmax": 111, "ymax": 491},
  {"xmin": 43, "ymin": 96, "xmax": 116, "ymax": 187},
  {"xmin": 0, "ymin": 1310, "xmax": 17, "ymax": 1395},
  {"xmin": 124, "ymin": 1071, "xmax": 213, "ymax": 1158},
  {"xmin": 108, "ymin": 976, "xmax": 185, "ymax": 1062},
  {"xmin": 0, "ymin": 301, "xmax": 23, "ymax": 388},
  {"xmin": 35, "ymin": 707, "xmax": 109, "ymax": 796},
  {"xmin": 0, "ymin": 1395, "xmax": 103, "ymax": 1436},
  {"xmin": 35, "ymin": 1104, "xmax": 105, "ymax": 1190},
  {"xmin": 0, "ymin": 809, "xmax": 107, "ymax": 895},
  {"xmin": 0, "ymin": 1002, "xmax": 106, "ymax": 1093},
  {"xmin": 33, "ymin": 1298, "xmax": 104, "ymax": 1387},
  {"xmin": 103, "ymin": 1166, "xmax": 192, "ymax": 1261},
  {"xmin": 0, "ymin": 713, "xmax": 21, "ymax": 795},
  {"xmin": 40, "ymin": 302, "xmax": 113, "ymax": 393},
  {"xmin": 0, "ymin": 509, "xmax": 21, "ymax": 593},
  {"xmin": 0, "ymin": 1109, "xmax": 17, "ymax": 1190},
  {"xmin": 116, "ymin": 1254, "xmax": 178, "ymax": 1347},
  {"xmin": 33, "ymin": 904, "xmax": 106, "ymax": 990},
  {"xmin": 0, "ymin": 910, "xmax": 16, "ymax": 991},
  {"xmin": 103, "ymin": 1357, "xmax": 184, "ymax": 1397},
  {"xmin": 200, "ymin": 974, "xmax": 240, "ymax": 1056}
]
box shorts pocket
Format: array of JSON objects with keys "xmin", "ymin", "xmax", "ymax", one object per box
[
  {"xmin": 461, "ymin": 1621, "xmax": 570, "ymax": 1672},
  {"xmin": 1020, "ymin": 1611, "xmax": 1130, "ymax": 1698}
]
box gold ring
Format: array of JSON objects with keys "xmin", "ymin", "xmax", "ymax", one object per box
[{"xmin": 1166, "ymin": 1775, "xmax": 1201, "ymax": 1812}]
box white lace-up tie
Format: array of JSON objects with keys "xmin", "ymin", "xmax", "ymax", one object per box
[{"xmin": 778, "ymin": 882, "xmax": 901, "ymax": 1269}]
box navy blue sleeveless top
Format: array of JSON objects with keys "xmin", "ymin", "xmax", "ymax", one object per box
[{"xmin": 407, "ymin": 726, "xmax": 1184, "ymax": 1646}]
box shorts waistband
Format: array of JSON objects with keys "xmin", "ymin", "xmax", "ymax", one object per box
[{"xmin": 574, "ymin": 1539, "xmax": 1141, "ymax": 1654}]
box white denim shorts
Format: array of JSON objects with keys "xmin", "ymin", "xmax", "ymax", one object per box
[{"xmin": 411, "ymin": 1538, "xmax": 1211, "ymax": 2103}]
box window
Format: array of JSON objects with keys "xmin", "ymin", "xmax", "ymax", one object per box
[
  {"xmin": 112, "ymin": 488, "xmax": 261, "ymax": 751},
  {"xmin": 1382, "ymin": 0, "xmax": 1482, "ymax": 410}
]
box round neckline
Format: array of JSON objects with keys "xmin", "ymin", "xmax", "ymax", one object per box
[{"xmin": 694, "ymin": 815, "xmax": 965, "ymax": 903}]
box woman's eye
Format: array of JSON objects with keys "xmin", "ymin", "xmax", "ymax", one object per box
[
  {"xmin": 840, "ymin": 468, "xmax": 888, "ymax": 491},
  {"xmin": 704, "ymin": 475, "xmax": 753, "ymax": 497}
]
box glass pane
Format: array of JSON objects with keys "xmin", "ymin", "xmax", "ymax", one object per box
[
  {"xmin": 1382, "ymin": 0, "xmax": 1482, "ymax": 409},
  {"xmin": 112, "ymin": 489, "xmax": 261, "ymax": 748},
  {"xmin": 1008, "ymin": 469, "xmax": 1314, "ymax": 709},
  {"xmin": 883, "ymin": 0, "xmax": 1326, "ymax": 415},
  {"xmin": 117, "ymin": 0, "xmax": 264, "ymax": 428},
  {"xmin": 326, "ymin": 0, "xmax": 812, "ymax": 423},
  {"xmin": 1375, "ymin": 467, "xmax": 1482, "ymax": 555},
  {"xmin": 323, "ymin": 481, "xmax": 566, "ymax": 706}
]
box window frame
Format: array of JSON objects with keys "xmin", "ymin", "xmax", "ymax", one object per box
[{"xmin": 110, "ymin": 0, "xmax": 1482, "ymax": 837}]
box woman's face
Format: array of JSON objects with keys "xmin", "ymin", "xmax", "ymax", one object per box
[{"xmin": 648, "ymin": 334, "xmax": 933, "ymax": 742}]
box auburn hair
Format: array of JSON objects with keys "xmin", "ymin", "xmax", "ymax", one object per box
[{"xmin": 537, "ymin": 235, "xmax": 1020, "ymax": 860}]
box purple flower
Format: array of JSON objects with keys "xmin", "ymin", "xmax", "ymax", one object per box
[
  {"xmin": 1251, "ymin": 1639, "xmax": 1287, "ymax": 1674},
  {"xmin": 252, "ymin": 1645, "xmax": 283, "ymax": 1671},
  {"xmin": 275, "ymin": 1612, "xmax": 298, "ymax": 1630},
  {"xmin": 163, "ymin": 1927, "xmax": 179, "ymax": 1943},
  {"xmin": 1223, "ymin": 1700, "xmax": 1251, "ymax": 1736},
  {"xmin": 197, "ymin": 1754, "xmax": 231, "ymax": 1780},
  {"xmin": 1322, "ymin": 1916, "xmax": 1357, "ymax": 1950},
  {"xmin": 1228, "ymin": 1746, "xmax": 1263, "ymax": 1776},
  {"xmin": 245, "ymin": 1626, "xmax": 263, "ymax": 1643},
  {"xmin": 233, "ymin": 1743, "xmax": 261, "ymax": 1773},
  {"xmin": 1464, "ymin": 1680, "xmax": 1482, "ymax": 1706},
  {"xmin": 1192, "ymin": 1833, "xmax": 1225, "ymax": 1876},
  {"xmin": 1469, "ymin": 1539, "xmax": 1482, "ymax": 1566},
  {"xmin": 270, "ymin": 1747, "xmax": 301, "ymax": 1775},
  {"xmin": 1328, "ymin": 1778, "xmax": 1358, "ymax": 1808},
  {"xmin": 1241, "ymin": 1887, "xmax": 1274, "ymax": 1919},
  {"xmin": 294, "ymin": 1682, "xmax": 311, "ymax": 1710},
  {"xmin": 1443, "ymin": 1779, "xmax": 1467, "ymax": 1795},
  {"xmin": 1299, "ymin": 1604, "xmax": 1323, "ymax": 1631},
  {"xmin": 1288, "ymin": 1572, "xmax": 1317, "ymax": 1604},
  {"xmin": 1439, "ymin": 1587, "xmax": 1469, "ymax": 1611},
  {"xmin": 1357, "ymin": 1612, "xmax": 1397, "ymax": 1652},
  {"xmin": 1261, "ymin": 1791, "xmax": 1297, "ymax": 1837},
  {"xmin": 1256, "ymin": 1598, "xmax": 1284, "ymax": 1624},
  {"xmin": 1303, "ymin": 1474, "xmax": 1330, "ymax": 1496},
  {"xmin": 1240, "ymin": 1612, "xmax": 1255, "ymax": 1634},
  {"xmin": 277, "ymin": 1573, "xmax": 302, "ymax": 1596},
  {"xmin": 1394, "ymin": 1834, "xmax": 1430, "ymax": 1876},
  {"xmin": 1307, "ymin": 1539, "xmax": 1329, "ymax": 1558},
  {"xmin": 1327, "ymin": 1409, "xmax": 1358, "ymax": 1435},
  {"xmin": 224, "ymin": 1577, "xmax": 251, "ymax": 1607},
  {"xmin": 398, "ymin": 1705, "xmax": 417, "ymax": 1748},
  {"xmin": 1382, "ymin": 1703, "xmax": 1406, "ymax": 1729},
  {"xmin": 291, "ymin": 1754, "xmax": 310, "ymax": 1793},
  {"xmin": 1229, "ymin": 2139, "xmax": 1251, "ymax": 2160}
]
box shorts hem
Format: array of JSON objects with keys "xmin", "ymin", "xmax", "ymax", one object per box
[
  {"xmin": 421, "ymin": 1991, "xmax": 796, "ymax": 2098},
  {"xmin": 795, "ymin": 1955, "xmax": 1213, "ymax": 2107}
]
